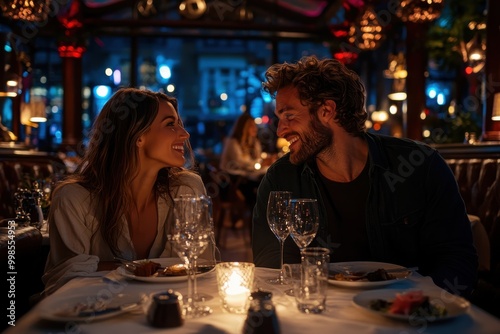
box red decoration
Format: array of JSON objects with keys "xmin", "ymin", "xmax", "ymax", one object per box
[
  {"xmin": 58, "ymin": 0, "xmax": 83, "ymax": 29},
  {"xmin": 58, "ymin": 45, "xmax": 86, "ymax": 58},
  {"xmin": 333, "ymin": 51, "xmax": 359, "ymax": 64},
  {"xmin": 329, "ymin": 22, "xmax": 350, "ymax": 38}
]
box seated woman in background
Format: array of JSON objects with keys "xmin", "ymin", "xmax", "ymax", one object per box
[
  {"xmin": 220, "ymin": 112, "xmax": 262, "ymax": 176},
  {"xmin": 219, "ymin": 112, "xmax": 265, "ymax": 209},
  {"xmin": 43, "ymin": 88, "xmax": 208, "ymax": 295}
]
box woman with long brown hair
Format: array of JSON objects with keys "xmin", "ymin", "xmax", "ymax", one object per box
[{"xmin": 43, "ymin": 88, "xmax": 207, "ymax": 295}]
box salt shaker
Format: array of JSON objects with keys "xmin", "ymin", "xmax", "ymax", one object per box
[
  {"xmin": 147, "ymin": 290, "xmax": 184, "ymax": 328},
  {"xmin": 242, "ymin": 290, "xmax": 280, "ymax": 334}
]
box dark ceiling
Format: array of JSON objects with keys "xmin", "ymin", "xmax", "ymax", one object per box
[{"xmin": 1, "ymin": 0, "xmax": 346, "ymax": 41}]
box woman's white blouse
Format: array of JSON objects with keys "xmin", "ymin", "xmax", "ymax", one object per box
[{"xmin": 42, "ymin": 172, "xmax": 206, "ymax": 295}]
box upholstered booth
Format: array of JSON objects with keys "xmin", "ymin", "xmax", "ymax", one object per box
[
  {"xmin": 435, "ymin": 143, "xmax": 500, "ymax": 273},
  {"xmin": 0, "ymin": 145, "xmax": 67, "ymax": 220},
  {"xmin": 1, "ymin": 224, "xmax": 43, "ymax": 331},
  {"xmin": 0, "ymin": 146, "xmax": 67, "ymax": 326},
  {"xmin": 434, "ymin": 142, "xmax": 500, "ymax": 317}
]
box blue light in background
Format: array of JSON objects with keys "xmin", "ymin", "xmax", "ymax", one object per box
[
  {"xmin": 427, "ymin": 87, "xmax": 437, "ymax": 99},
  {"xmin": 261, "ymin": 91, "xmax": 272, "ymax": 103},
  {"xmin": 437, "ymin": 93, "xmax": 445, "ymax": 105},
  {"xmin": 93, "ymin": 86, "xmax": 112, "ymax": 115},
  {"xmin": 159, "ymin": 65, "xmax": 171, "ymax": 80},
  {"xmin": 113, "ymin": 69, "xmax": 121, "ymax": 85},
  {"xmin": 197, "ymin": 121, "xmax": 205, "ymax": 135},
  {"xmin": 94, "ymin": 85, "xmax": 111, "ymax": 98},
  {"xmin": 156, "ymin": 55, "xmax": 174, "ymax": 83}
]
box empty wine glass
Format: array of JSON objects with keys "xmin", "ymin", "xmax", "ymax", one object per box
[
  {"xmin": 289, "ymin": 198, "xmax": 319, "ymax": 251},
  {"xmin": 193, "ymin": 195, "xmax": 218, "ymax": 303},
  {"xmin": 169, "ymin": 195, "xmax": 213, "ymax": 318},
  {"xmin": 285, "ymin": 198, "xmax": 319, "ymax": 295},
  {"xmin": 266, "ymin": 191, "xmax": 292, "ymax": 284}
]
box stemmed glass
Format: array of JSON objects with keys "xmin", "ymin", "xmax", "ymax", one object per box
[
  {"xmin": 193, "ymin": 195, "xmax": 219, "ymax": 303},
  {"xmin": 169, "ymin": 195, "xmax": 213, "ymax": 318},
  {"xmin": 266, "ymin": 191, "xmax": 292, "ymax": 284},
  {"xmin": 285, "ymin": 198, "xmax": 320, "ymax": 295},
  {"xmin": 289, "ymin": 199, "xmax": 319, "ymax": 251}
]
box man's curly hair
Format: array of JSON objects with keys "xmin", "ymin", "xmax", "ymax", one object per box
[{"xmin": 262, "ymin": 55, "xmax": 368, "ymax": 135}]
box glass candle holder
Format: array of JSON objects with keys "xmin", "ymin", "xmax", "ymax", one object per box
[{"xmin": 216, "ymin": 262, "xmax": 255, "ymax": 314}]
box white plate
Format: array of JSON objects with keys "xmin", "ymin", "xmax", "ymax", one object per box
[
  {"xmin": 40, "ymin": 293, "xmax": 144, "ymax": 322},
  {"xmin": 352, "ymin": 289, "xmax": 470, "ymax": 322},
  {"xmin": 117, "ymin": 257, "xmax": 214, "ymax": 283},
  {"xmin": 327, "ymin": 261, "xmax": 412, "ymax": 288}
]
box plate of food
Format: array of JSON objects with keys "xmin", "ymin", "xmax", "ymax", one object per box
[
  {"xmin": 327, "ymin": 261, "xmax": 412, "ymax": 288},
  {"xmin": 352, "ymin": 289, "xmax": 470, "ymax": 322},
  {"xmin": 40, "ymin": 293, "xmax": 145, "ymax": 322},
  {"xmin": 116, "ymin": 257, "xmax": 215, "ymax": 283}
]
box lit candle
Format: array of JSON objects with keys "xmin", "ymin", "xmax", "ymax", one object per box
[
  {"xmin": 223, "ymin": 271, "xmax": 250, "ymax": 309},
  {"xmin": 225, "ymin": 285, "xmax": 250, "ymax": 308},
  {"xmin": 216, "ymin": 262, "xmax": 255, "ymax": 314}
]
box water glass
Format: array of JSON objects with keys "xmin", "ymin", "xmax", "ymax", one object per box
[
  {"xmin": 294, "ymin": 247, "xmax": 330, "ymax": 314},
  {"xmin": 283, "ymin": 263, "xmax": 302, "ymax": 296},
  {"xmin": 283, "ymin": 263, "xmax": 301, "ymax": 286}
]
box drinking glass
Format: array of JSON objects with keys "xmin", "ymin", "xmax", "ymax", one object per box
[
  {"xmin": 295, "ymin": 247, "xmax": 330, "ymax": 314},
  {"xmin": 266, "ymin": 191, "xmax": 292, "ymax": 284},
  {"xmin": 285, "ymin": 198, "xmax": 319, "ymax": 295},
  {"xmin": 190, "ymin": 195, "xmax": 218, "ymax": 303},
  {"xmin": 169, "ymin": 195, "xmax": 213, "ymax": 318},
  {"xmin": 289, "ymin": 199, "xmax": 319, "ymax": 251}
]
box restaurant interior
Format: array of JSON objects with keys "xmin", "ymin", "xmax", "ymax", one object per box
[{"xmin": 0, "ymin": 0, "xmax": 499, "ymax": 328}]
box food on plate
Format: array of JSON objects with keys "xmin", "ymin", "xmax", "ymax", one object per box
[
  {"xmin": 331, "ymin": 268, "xmax": 394, "ymax": 282},
  {"xmin": 134, "ymin": 260, "xmax": 161, "ymax": 277},
  {"xmin": 127, "ymin": 260, "xmax": 211, "ymax": 278},
  {"xmin": 158, "ymin": 264, "xmax": 187, "ymax": 276},
  {"xmin": 369, "ymin": 290, "xmax": 447, "ymax": 317}
]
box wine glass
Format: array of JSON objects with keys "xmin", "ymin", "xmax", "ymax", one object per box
[
  {"xmin": 285, "ymin": 198, "xmax": 319, "ymax": 295},
  {"xmin": 266, "ymin": 191, "xmax": 292, "ymax": 284},
  {"xmin": 289, "ymin": 198, "xmax": 319, "ymax": 251},
  {"xmin": 169, "ymin": 195, "xmax": 213, "ymax": 318},
  {"xmin": 193, "ymin": 195, "xmax": 219, "ymax": 302}
]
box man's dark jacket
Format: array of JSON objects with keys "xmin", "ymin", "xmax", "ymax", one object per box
[{"xmin": 252, "ymin": 132, "xmax": 478, "ymax": 296}]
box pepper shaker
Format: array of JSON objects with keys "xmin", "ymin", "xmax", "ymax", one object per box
[
  {"xmin": 242, "ymin": 290, "xmax": 280, "ymax": 334},
  {"xmin": 147, "ymin": 290, "xmax": 184, "ymax": 328}
]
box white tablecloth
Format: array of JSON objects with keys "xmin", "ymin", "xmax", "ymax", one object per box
[{"xmin": 5, "ymin": 267, "xmax": 500, "ymax": 334}]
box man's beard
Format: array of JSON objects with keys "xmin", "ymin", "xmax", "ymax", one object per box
[{"xmin": 290, "ymin": 118, "xmax": 332, "ymax": 165}]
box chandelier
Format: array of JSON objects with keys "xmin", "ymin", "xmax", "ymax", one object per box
[
  {"xmin": 0, "ymin": 0, "xmax": 51, "ymax": 22},
  {"xmin": 396, "ymin": 0, "xmax": 445, "ymax": 23},
  {"xmin": 348, "ymin": 6, "xmax": 384, "ymax": 51}
]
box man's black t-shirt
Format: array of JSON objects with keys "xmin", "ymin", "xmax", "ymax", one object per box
[{"xmin": 316, "ymin": 159, "xmax": 371, "ymax": 262}]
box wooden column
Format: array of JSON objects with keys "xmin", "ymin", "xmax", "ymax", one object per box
[
  {"xmin": 483, "ymin": 0, "xmax": 500, "ymax": 141},
  {"xmin": 59, "ymin": 46, "xmax": 84, "ymax": 148}
]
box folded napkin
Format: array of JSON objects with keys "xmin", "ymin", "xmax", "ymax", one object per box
[
  {"xmin": 102, "ymin": 269, "xmax": 126, "ymax": 284},
  {"xmin": 42, "ymin": 254, "xmax": 100, "ymax": 295}
]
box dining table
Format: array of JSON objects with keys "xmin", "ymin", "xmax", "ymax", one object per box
[{"xmin": 5, "ymin": 262, "xmax": 500, "ymax": 334}]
